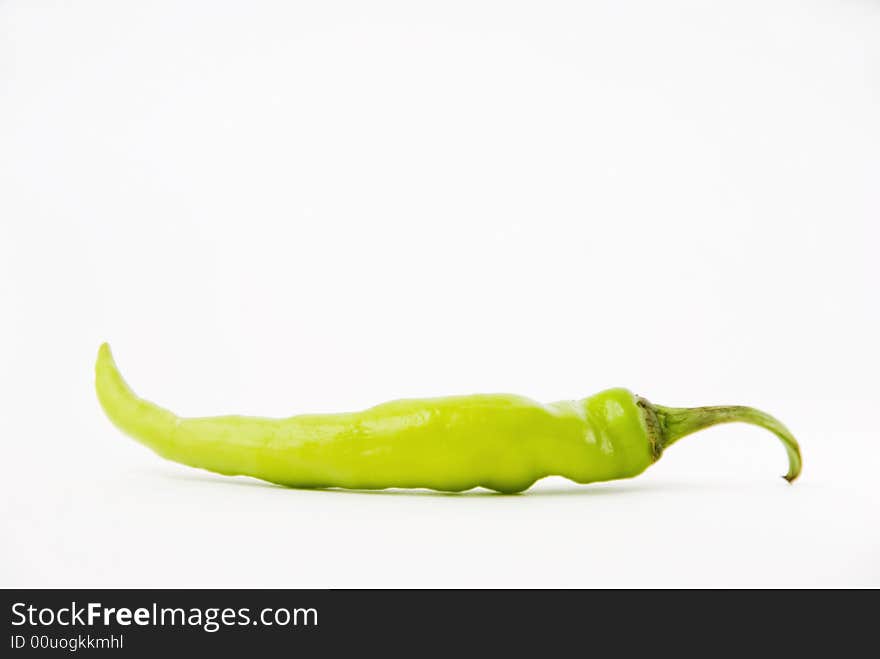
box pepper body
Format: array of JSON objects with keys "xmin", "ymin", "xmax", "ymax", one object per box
[
  {"xmin": 96, "ymin": 344, "xmax": 653, "ymax": 493},
  {"xmin": 95, "ymin": 343, "xmax": 801, "ymax": 491}
]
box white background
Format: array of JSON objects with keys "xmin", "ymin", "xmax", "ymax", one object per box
[{"xmin": 2, "ymin": 1, "xmax": 878, "ymax": 587}]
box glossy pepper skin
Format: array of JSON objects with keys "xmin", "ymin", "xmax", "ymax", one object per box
[{"xmin": 95, "ymin": 343, "xmax": 801, "ymax": 493}]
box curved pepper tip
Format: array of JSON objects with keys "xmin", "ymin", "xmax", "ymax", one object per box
[{"xmin": 96, "ymin": 342, "xmax": 117, "ymax": 380}]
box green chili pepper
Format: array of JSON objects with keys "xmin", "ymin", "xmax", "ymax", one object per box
[{"xmin": 95, "ymin": 343, "xmax": 801, "ymax": 493}]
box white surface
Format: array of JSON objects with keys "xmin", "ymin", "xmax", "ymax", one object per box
[{"xmin": 2, "ymin": 1, "xmax": 879, "ymax": 588}]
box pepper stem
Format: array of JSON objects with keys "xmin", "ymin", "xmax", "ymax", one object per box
[{"xmin": 638, "ymin": 400, "xmax": 802, "ymax": 483}]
